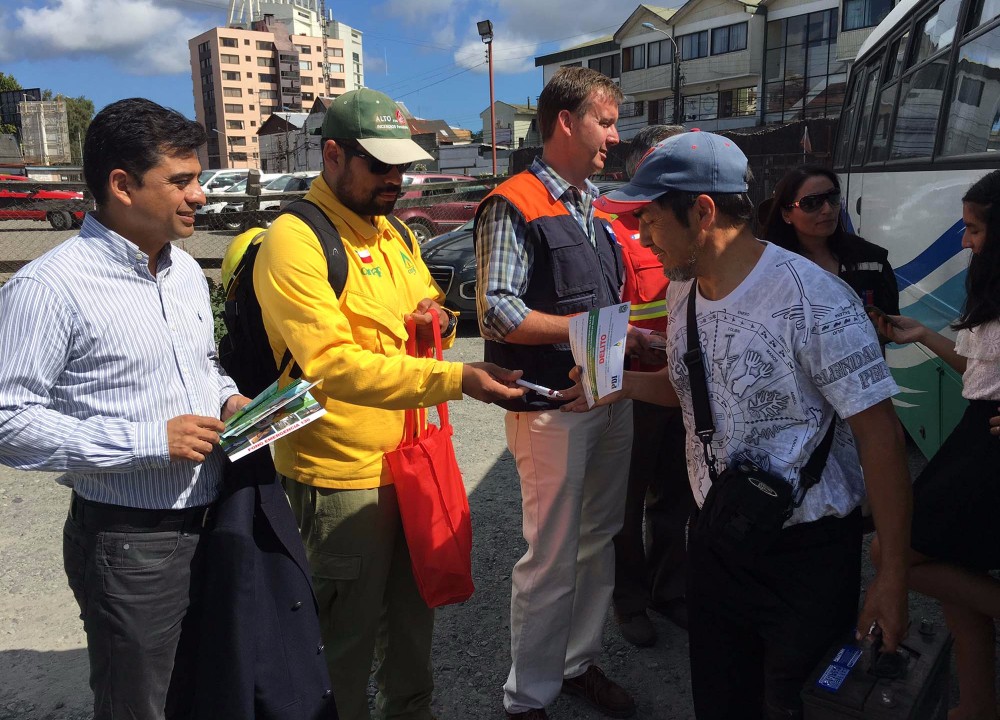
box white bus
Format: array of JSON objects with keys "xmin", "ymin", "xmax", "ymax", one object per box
[{"xmin": 833, "ymin": 0, "xmax": 999, "ymax": 458}]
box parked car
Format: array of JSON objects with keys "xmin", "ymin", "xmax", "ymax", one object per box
[
  {"xmin": 220, "ymin": 171, "xmax": 319, "ymax": 230},
  {"xmin": 420, "ymin": 218, "xmax": 476, "ymax": 315},
  {"xmin": 0, "ymin": 174, "xmax": 87, "ymax": 230},
  {"xmin": 393, "ymin": 173, "xmax": 486, "ymax": 244},
  {"xmin": 197, "ymin": 173, "xmax": 282, "ymax": 230},
  {"xmin": 419, "ymin": 181, "xmax": 626, "ymax": 316},
  {"xmin": 199, "ymin": 169, "xmax": 249, "ymax": 193}
]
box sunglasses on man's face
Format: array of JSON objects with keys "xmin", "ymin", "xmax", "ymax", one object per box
[
  {"xmin": 340, "ymin": 142, "xmax": 413, "ymax": 175},
  {"xmin": 787, "ymin": 189, "xmax": 841, "ymax": 214}
]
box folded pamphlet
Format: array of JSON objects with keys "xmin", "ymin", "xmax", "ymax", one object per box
[
  {"xmin": 221, "ymin": 378, "xmax": 326, "ymax": 461},
  {"xmin": 568, "ymin": 302, "xmax": 631, "ymax": 408}
]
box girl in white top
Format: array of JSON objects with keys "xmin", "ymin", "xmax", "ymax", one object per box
[{"xmin": 872, "ymin": 169, "xmax": 1000, "ymax": 720}]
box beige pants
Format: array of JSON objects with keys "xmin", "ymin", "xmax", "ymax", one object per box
[{"xmin": 502, "ymin": 401, "xmax": 634, "ymax": 713}]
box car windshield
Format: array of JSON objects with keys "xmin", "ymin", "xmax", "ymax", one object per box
[
  {"xmin": 264, "ymin": 175, "xmax": 293, "ymax": 191},
  {"xmin": 226, "ymin": 179, "xmax": 248, "ymax": 193},
  {"xmin": 198, "ymin": 171, "xmax": 214, "ymax": 186}
]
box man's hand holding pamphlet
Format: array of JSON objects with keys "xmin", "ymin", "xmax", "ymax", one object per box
[
  {"xmin": 568, "ymin": 302, "xmax": 631, "ymax": 408},
  {"xmin": 220, "ymin": 379, "xmax": 326, "ymax": 460}
]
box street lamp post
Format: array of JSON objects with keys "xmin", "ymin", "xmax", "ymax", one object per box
[
  {"xmin": 477, "ymin": 19, "xmax": 497, "ymax": 176},
  {"xmin": 641, "ymin": 22, "xmax": 682, "ymax": 126},
  {"xmin": 212, "ymin": 128, "xmax": 235, "ymax": 167}
]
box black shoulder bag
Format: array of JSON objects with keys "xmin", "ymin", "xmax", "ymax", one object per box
[{"xmin": 683, "ymin": 282, "xmax": 836, "ymax": 558}]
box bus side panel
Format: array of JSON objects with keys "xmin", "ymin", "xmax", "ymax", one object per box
[{"xmin": 845, "ymin": 169, "xmax": 973, "ymax": 458}]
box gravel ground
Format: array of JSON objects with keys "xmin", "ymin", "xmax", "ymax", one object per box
[{"xmin": 0, "ymin": 327, "xmax": 988, "ymax": 720}]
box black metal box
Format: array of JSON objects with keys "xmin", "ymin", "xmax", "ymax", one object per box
[{"xmin": 802, "ymin": 621, "xmax": 952, "ymax": 719}]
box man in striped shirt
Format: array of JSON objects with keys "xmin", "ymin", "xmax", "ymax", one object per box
[{"xmin": 0, "ymin": 98, "xmax": 249, "ymax": 720}]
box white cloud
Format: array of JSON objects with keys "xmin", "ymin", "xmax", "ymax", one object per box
[{"xmin": 0, "ymin": 0, "xmax": 213, "ymax": 75}]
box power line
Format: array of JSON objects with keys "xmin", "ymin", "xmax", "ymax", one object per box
[{"xmin": 392, "ymin": 62, "xmax": 486, "ymax": 100}]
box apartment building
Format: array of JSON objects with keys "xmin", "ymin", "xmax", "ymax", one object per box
[
  {"xmin": 535, "ymin": 0, "xmax": 899, "ymax": 139},
  {"xmin": 189, "ymin": 1, "xmax": 363, "ymax": 169}
]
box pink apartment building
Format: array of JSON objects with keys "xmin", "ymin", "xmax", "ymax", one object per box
[{"xmin": 189, "ymin": 4, "xmax": 362, "ymax": 169}]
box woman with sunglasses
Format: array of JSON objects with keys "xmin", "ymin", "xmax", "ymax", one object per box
[{"xmin": 761, "ymin": 165, "xmax": 899, "ymax": 319}]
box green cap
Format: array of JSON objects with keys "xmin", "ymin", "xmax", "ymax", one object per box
[{"xmin": 321, "ymin": 88, "xmax": 432, "ymax": 165}]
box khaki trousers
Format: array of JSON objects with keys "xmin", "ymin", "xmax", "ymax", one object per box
[{"xmin": 285, "ymin": 479, "xmax": 434, "ymax": 720}]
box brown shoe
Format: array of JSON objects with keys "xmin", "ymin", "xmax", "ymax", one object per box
[
  {"xmin": 562, "ymin": 666, "xmax": 636, "ymax": 718},
  {"xmin": 504, "ymin": 709, "xmax": 549, "ymax": 719}
]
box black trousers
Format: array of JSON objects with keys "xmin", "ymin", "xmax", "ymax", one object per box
[
  {"xmin": 612, "ymin": 401, "xmax": 693, "ymax": 615},
  {"xmin": 687, "ymin": 509, "xmax": 863, "ymax": 720},
  {"xmin": 63, "ymin": 496, "xmax": 211, "ymax": 720}
]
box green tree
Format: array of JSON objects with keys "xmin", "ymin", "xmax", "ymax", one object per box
[
  {"xmin": 0, "ymin": 73, "xmax": 20, "ymax": 92},
  {"xmin": 0, "ymin": 74, "xmax": 21, "ymax": 135},
  {"xmin": 62, "ymin": 96, "xmax": 95, "ymax": 164}
]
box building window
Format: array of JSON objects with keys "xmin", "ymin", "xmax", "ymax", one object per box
[
  {"xmin": 330, "ymin": 63, "xmax": 345, "ymax": 72},
  {"xmin": 223, "ymin": 87, "xmax": 243, "ymax": 97},
  {"xmin": 250, "ymin": 120, "xmax": 257, "ymax": 126},
  {"xmin": 303, "ymin": 92, "xmax": 315, "ymax": 101},
  {"xmin": 302, "ymin": 76, "xmax": 314, "ymax": 86},
  {"xmin": 260, "ymin": 105, "xmax": 276, "ymax": 115},
  {"xmin": 295, "ymin": 44, "xmax": 312, "ymax": 54},
  {"xmin": 259, "ymin": 90, "xmax": 278, "ymax": 99},
  {"xmin": 223, "ymin": 71, "xmax": 240, "ymax": 81},
  {"xmin": 719, "ymin": 86, "xmax": 758, "ymax": 117},
  {"xmin": 618, "ymin": 100, "xmax": 645, "ymax": 118},
  {"xmin": 258, "ymin": 73, "xmax": 277, "ymax": 83},
  {"xmin": 680, "ymin": 30, "xmax": 709, "ymax": 60},
  {"xmin": 220, "ymin": 53, "xmax": 239, "ymax": 64},
  {"xmin": 257, "ymin": 41, "xmax": 275, "ymax": 51},
  {"xmin": 257, "ymin": 57, "xmax": 275, "ymax": 67},
  {"xmin": 683, "ymin": 91, "xmax": 719, "ymax": 121},
  {"xmin": 226, "ymin": 120, "xmax": 244, "ymax": 129},
  {"xmin": 230, "ymin": 136, "xmax": 247, "ymax": 145},
  {"xmin": 300, "ymin": 60, "xmax": 312, "ymax": 70},
  {"xmin": 224, "ymin": 104, "xmax": 243, "ymax": 113},
  {"xmin": 330, "ymin": 78, "xmax": 346, "ymax": 88},
  {"xmin": 588, "ymin": 53, "xmax": 621, "ymax": 79},
  {"xmin": 232, "ymin": 152, "xmax": 248, "ymax": 161},
  {"xmin": 198, "ymin": 41, "xmax": 209, "ymax": 53},
  {"xmin": 647, "ymin": 38, "xmax": 675, "ymax": 67},
  {"xmin": 353, "ymin": 52, "xmax": 360, "ymax": 62},
  {"xmin": 622, "ymin": 44, "xmax": 646, "ymax": 71},
  {"xmin": 220, "ymin": 37, "xmax": 238, "ymax": 48},
  {"xmin": 246, "ymin": 72, "xmax": 252, "ymax": 78},
  {"xmin": 712, "ymin": 22, "xmax": 748, "ymax": 55},
  {"xmin": 332, "ymin": 47, "xmax": 344, "ymax": 57},
  {"xmin": 843, "ymin": 0, "xmax": 895, "ymax": 31},
  {"xmin": 765, "ymin": 8, "xmax": 848, "ymax": 123}
]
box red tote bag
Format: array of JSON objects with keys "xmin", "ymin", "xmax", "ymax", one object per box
[{"xmin": 385, "ymin": 311, "xmax": 474, "ymax": 608}]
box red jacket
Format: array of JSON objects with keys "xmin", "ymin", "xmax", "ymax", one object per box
[{"xmin": 612, "ymin": 213, "xmax": 668, "ymax": 371}]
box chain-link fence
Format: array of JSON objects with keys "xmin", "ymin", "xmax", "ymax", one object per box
[{"xmin": 0, "ymin": 176, "xmax": 505, "ymax": 282}]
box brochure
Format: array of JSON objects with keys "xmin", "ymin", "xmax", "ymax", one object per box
[
  {"xmin": 221, "ymin": 378, "xmax": 326, "ymax": 461},
  {"xmin": 568, "ymin": 302, "xmax": 631, "ymax": 408}
]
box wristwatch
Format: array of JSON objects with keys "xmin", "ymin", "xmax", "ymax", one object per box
[{"xmin": 441, "ymin": 307, "xmax": 459, "ymax": 336}]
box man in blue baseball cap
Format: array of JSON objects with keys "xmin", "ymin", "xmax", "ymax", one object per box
[{"xmin": 581, "ymin": 131, "xmax": 914, "ymax": 720}]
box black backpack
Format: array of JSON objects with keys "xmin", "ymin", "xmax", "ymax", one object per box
[{"xmin": 218, "ymin": 198, "xmax": 413, "ymax": 398}]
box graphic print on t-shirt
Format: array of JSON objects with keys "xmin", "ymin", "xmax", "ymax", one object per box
[{"xmin": 666, "ymin": 244, "xmax": 898, "ymax": 522}]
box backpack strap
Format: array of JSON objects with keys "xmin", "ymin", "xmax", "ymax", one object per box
[{"xmin": 384, "ymin": 214, "xmax": 416, "ymax": 253}]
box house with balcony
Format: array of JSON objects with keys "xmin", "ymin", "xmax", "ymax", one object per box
[
  {"xmin": 534, "ymin": 0, "xmax": 900, "ymax": 140},
  {"xmin": 480, "ymin": 100, "xmax": 540, "ymax": 149}
]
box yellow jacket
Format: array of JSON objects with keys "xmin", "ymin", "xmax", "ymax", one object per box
[{"xmin": 253, "ymin": 174, "xmax": 463, "ymax": 489}]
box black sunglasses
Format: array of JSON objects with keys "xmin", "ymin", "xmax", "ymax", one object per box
[
  {"xmin": 338, "ymin": 141, "xmax": 412, "ymax": 175},
  {"xmin": 787, "ymin": 189, "xmax": 841, "ymax": 214}
]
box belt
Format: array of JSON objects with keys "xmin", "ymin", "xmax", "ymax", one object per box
[{"xmin": 69, "ymin": 493, "xmax": 214, "ymax": 533}]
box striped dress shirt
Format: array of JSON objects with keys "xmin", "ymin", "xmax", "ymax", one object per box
[
  {"xmin": 475, "ymin": 157, "xmax": 600, "ymax": 341},
  {"xmin": 0, "ymin": 213, "xmax": 238, "ymax": 509}
]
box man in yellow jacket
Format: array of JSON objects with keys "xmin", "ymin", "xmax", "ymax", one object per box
[{"xmin": 253, "ymin": 88, "xmax": 525, "ymax": 720}]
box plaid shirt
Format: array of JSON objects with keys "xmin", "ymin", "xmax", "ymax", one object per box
[{"xmin": 475, "ymin": 157, "xmax": 600, "ymax": 340}]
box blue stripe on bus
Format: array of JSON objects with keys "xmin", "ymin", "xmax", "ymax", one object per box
[
  {"xmin": 894, "ymin": 219, "xmax": 965, "ymax": 291},
  {"xmin": 904, "ymin": 271, "xmax": 968, "ymax": 332}
]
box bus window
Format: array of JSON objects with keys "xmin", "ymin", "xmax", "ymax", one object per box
[
  {"xmin": 869, "ymin": 84, "xmax": 900, "ymax": 161},
  {"xmin": 852, "ymin": 62, "xmax": 883, "ymax": 165},
  {"xmin": 941, "ymin": 21, "xmax": 1000, "ymax": 155},
  {"xmin": 890, "ymin": 58, "xmax": 949, "ymax": 158},
  {"xmin": 834, "ymin": 74, "xmax": 861, "ymax": 166},
  {"xmin": 907, "ymin": 0, "xmax": 963, "ymax": 66},
  {"xmin": 966, "ymin": 0, "xmax": 1000, "ymax": 31},
  {"xmin": 888, "ymin": 31, "xmax": 911, "ymax": 79}
]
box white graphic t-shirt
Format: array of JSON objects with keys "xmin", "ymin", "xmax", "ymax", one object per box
[{"xmin": 665, "ymin": 242, "xmax": 899, "ymax": 525}]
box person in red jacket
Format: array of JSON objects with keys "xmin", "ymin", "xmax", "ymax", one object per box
[{"xmin": 597, "ymin": 125, "xmax": 693, "ymax": 648}]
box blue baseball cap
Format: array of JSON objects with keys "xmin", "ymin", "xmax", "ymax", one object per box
[{"xmin": 596, "ymin": 130, "xmax": 748, "ymax": 214}]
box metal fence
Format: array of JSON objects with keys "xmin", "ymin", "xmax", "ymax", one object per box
[{"xmin": 0, "ymin": 176, "xmax": 503, "ymax": 281}]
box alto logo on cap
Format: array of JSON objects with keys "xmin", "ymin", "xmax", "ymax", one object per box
[{"xmin": 395, "ymin": 108, "xmax": 405, "ymax": 124}]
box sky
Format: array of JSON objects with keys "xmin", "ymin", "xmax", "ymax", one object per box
[{"xmin": 0, "ymin": 0, "xmax": 679, "ymax": 132}]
